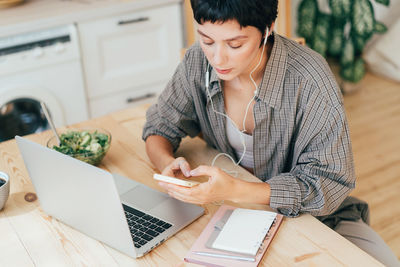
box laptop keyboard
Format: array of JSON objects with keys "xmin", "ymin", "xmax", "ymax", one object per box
[{"xmin": 123, "ymin": 204, "xmax": 172, "ymax": 248}]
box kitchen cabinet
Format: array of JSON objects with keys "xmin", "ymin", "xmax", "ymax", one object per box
[{"xmin": 78, "ymin": 3, "xmax": 183, "ymax": 118}]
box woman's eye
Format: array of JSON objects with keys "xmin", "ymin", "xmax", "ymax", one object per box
[
  {"xmin": 202, "ymin": 40, "xmax": 214, "ymax": 46},
  {"xmin": 229, "ymin": 42, "xmax": 242, "ymax": 49}
]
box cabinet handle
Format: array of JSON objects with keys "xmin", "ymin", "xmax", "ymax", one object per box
[
  {"xmin": 126, "ymin": 93, "xmax": 156, "ymax": 103},
  {"xmin": 118, "ymin": 17, "xmax": 149, "ymax": 26}
]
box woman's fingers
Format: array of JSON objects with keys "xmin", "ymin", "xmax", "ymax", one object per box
[
  {"xmin": 159, "ymin": 164, "xmax": 232, "ymax": 205},
  {"xmin": 169, "ymin": 157, "xmax": 192, "ymax": 177},
  {"xmin": 159, "ymin": 181, "xmax": 205, "ymax": 202},
  {"xmin": 161, "ymin": 169, "xmax": 175, "ymax": 177},
  {"xmin": 166, "ymin": 185, "xmax": 206, "ymax": 204},
  {"xmin": 161, "ymin": 157, "xmax": 192, "ymax": 177},
  {"xmin": 190, "ymin": 165, "xmax": 218, "ymax": 177},
  {"xmin": 160, "ymin": 165, "xmax": 237, "ymax": 204},
  {"xmin": 159, "ymin": 181, "xmax": 196, "ymax": 194},
  {"xmin": 179, "ymin": 160, "xmax": 192, "ymax": 177}
]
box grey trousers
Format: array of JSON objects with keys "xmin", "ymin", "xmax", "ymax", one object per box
[{"xmin": 334, "ymin": 219, "xmax": 400, "ymax": 267}]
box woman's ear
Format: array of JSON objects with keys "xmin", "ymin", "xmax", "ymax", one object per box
[{"xmin": 267, "ymin": 22, "xmax": 275, "ymax": 37}]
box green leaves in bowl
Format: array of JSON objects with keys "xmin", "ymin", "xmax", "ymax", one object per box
[{"xmin": 50, "ymin": 130, "xmax": 110, "ymax": 165}]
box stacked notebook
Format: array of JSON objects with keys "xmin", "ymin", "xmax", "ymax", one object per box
[{"xmin": 184, "ymin": 205, "xmax": 283, "ymax": 267}]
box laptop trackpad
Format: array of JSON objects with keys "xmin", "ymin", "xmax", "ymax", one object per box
[{"xmin": 120, "ymin": 185, "xmax": 168, "ymax": 211}]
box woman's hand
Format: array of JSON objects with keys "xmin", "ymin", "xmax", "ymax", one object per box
[
  {"xmin": 161, "ymin": 157, "xmax": 192, "ymax": 178},
  {"xmin": 158, "ymin": 165, "xmax": 238, "ymax": 204}
]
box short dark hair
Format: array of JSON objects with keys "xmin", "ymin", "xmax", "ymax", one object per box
[{"xmin": 190, "ymin": 0, "xmax": 278, "ymax": 35}]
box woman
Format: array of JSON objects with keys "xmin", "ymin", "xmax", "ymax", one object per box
[{"xmin": 142, "ymin": 0, "xmax": 399, "ymax": 265}]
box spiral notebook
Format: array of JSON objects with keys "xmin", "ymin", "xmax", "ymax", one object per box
[{"xmin": 184, "ymin": 205, "xmax": 284, "ymax": 267}]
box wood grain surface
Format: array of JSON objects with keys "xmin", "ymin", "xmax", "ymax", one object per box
[
  {"xmin": 0, "ymin": 101, "xmax": 384, "ymax": 266},
  {"xmin": 344, "ymin": 72, "xmax": 400, "ymax": 260}
]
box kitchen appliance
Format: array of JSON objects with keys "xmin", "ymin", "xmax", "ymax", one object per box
[{"xmin": 0, "ymin": 24, "xmax": 89, "ymax": 141}]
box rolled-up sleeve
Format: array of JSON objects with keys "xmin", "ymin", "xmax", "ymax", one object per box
[
  {"xmin": 142, "ymin": 52, "xmax": 200, "ymax": 152},
  {"xmin": 267, "ymin": 102, "xmax": 355, "ymax": 217}
]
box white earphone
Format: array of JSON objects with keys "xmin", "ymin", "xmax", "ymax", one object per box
[{"xmin": 205, "ymin": 27, "xmax": 270, "ymax": 171}]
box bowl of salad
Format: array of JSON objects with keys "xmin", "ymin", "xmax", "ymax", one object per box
[{"xmin": 47, "ymin": 128, "xmax": 111, "ymax": 166}]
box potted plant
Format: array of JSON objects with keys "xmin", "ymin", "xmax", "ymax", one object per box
[{"xmin": 297, "ymin": 0, "xmax": 390, "ymax": 90}]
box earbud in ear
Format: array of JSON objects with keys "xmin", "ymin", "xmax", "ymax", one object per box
[{"xmin": 263, "ymin": 27, "xmax": 269, "ymax": 46}]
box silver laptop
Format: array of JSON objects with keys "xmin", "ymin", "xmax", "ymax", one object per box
[{"xmin": 15, "ymin": 136, "xmax": 204, "ymax": 258}]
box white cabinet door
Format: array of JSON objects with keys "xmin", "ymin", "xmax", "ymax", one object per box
[
  {"xmin": 78, "ymin": 4, "xmax": 183, "ymax": 100},
  {"xmin": 89, "ymin": 82, "xmax": 160, "ymax": 118}
]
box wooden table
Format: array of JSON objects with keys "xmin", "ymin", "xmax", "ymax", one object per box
[{"xmin": 0, "ymin": 105, "xmax": 383, "ymax": 266}]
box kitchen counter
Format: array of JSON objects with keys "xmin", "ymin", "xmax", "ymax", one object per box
[{"xmin": 0, "ymin": 0, "xmax": 181, "ymax": 38}]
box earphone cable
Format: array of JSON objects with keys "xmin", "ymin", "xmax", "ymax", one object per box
[{"xmin": 206, "ymin": 28, "xmax": 270, "ymax": 170}]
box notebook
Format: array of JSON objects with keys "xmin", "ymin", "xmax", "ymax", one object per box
[
  {"xmin": 210, "ymin": 208, "xmax": 276, "ymax": 255},
  {"xmin": 184, "ymin": 205, "xmax": 284, "ymax": 267}
]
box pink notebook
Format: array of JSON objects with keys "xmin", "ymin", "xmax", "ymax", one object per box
[{"xmin": 184, "ymin": 205, "xmax": 284, "ymax": 267}]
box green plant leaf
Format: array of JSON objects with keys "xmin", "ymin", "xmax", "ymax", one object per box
[
  {"xmin": 329, "ymin": 0, "xmax": 351, "ymax": 21},
  {"xmin": 374, "ymin": 21, "xmax": 388, "ymax": 33},
  {"xmin": 311, "ymin": 13, "xmax": 331, "ymax": 57},
  {"xmin": 328, "ymin": 24, "xmax": 344, "ymax": 57},
  {"xmin": 297, "ymin": 0, "xmax": 318, "ymax": 40},
  {"xmin": 340, "ymin": 37, "xmax": 354, "ymax": 66},
  {"xmin": 340, "ymin": 57, "xmax": 366, "ymax": 83},
  {"xmin": 353, "ymin": 58, "xmax": 366, "ymax": 82},
  {"xmin": 352, "ymin": 33, "xmax": 367, "ymax": 54},
  {"xmin": 340, "ymin": 64, "xmax": 354, "ymax": 81},
  {"xmin": 352, "ymin": 0, "xmax": 375, "ymax": 39},
  {"xmin": 375, "ymin": 0, "xmax": 390, "ymax": 6}
]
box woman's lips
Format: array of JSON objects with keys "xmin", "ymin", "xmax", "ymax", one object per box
[{"xmin": 215, "ymin": 68, "xmax": 232, "ymax": 74}]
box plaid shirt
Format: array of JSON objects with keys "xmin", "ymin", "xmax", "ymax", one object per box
[{"xmin": 143, "ymin": 33, "xmax": 355, "ymax": 217}]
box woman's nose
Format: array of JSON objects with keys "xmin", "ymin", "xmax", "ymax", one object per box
[{"xmin": 213, "ymin": 45, "xmax": 227, "ymax": 65}]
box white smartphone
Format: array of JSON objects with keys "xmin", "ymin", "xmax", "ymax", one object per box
[{"xmin": 153, "ymin": 173, "xmax": 200, "ymax": 187}]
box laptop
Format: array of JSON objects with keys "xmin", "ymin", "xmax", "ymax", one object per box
[{"xmin": 15, "ymin": 136, "xmax": 204, "ymax": 258}]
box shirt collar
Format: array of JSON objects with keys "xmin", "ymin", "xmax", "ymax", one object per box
[
  {"xmin": 209, "ymin": 65, "xmax": 220, "ymax": 85},
  {"xmin": 206, "ymin": 33, "xmax": 288, "ymax": 109},
  {"xmin": 257, "ymin": 33, "xmax": 287, "ymax": 109},
  {"xmin": 207, "ymin": 64, "xmax": 221, "ymax": 98}
]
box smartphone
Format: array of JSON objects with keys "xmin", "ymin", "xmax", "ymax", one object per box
[{"xmin": 153, "ymin": 174, "xmax": 200, "ymax": 187}]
